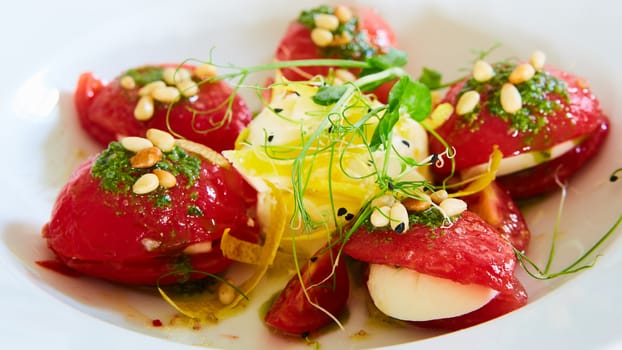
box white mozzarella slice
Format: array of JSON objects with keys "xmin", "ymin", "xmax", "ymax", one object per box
[
  {"xmin": 460, "ymin": 138, "xmax": 580, "ymax": 179},
  {"xmin": 367, "ymin": 264, "xmax": 498, "ymax": 321}
]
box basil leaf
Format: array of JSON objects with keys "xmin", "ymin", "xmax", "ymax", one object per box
[
  {"xmin": 360, "ymin": 48, "xmax": 408, "ymax": 77},
  {"xmin": 418, "ymin": 67, "xmax": 443, "ymax": 90},
  {"xmin": 312, "ymin": 85, "xmax": 348, "ymax": 106}
]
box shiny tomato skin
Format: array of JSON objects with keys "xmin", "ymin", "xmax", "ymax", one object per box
[
  {"xmin": 43, "ymin": 153, "xmax": 259, "ymax": 285},
  {"xmin": 265, "ymin": 244, "xmax": 350, "ymax": 335},
  {"xmin": 343, "ymin": 211, "xmax": 526, "ymax": 330},
  {"xmin": 274, "ymin": 5, "xmax": 397, "ymax": 102},
  {"xmin": 497, "ymin": 117, "xmax": 609, "ymax": 199},
  {"xmin": 75, "ymin": 68, "xmax": 251, "ymax": 153},
  {"xmin": 430, "ymin": 66, "xmax": 609, "ymax": 177},
  {"xmin": 344, "ymin": 211, "xmax": 517, "ymax": 293},
  {"xmin": 463, "ymin": 181, "xmax": 531, "ymax": 252}
]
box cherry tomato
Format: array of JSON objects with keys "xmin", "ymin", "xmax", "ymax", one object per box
[
  {"xmin": 274, "ymin": 4, "xmax": 397, "ymax": 102},
  {"xmin": 343, "ymin": 211, "xmax": 526, "ymax": 330},
  {"xmin": 265, "ymin": 243, "xmax": 350, "ymax": 335},
  {"xmin": 43, "ymin": 142, "xmax": 259, "ymax": 285},
  {"xmin": 463, "ymin": 181, "xmax": 531, "ymax": 252},
  {"xmin": 75, "ymin": 65, "xmax": 252, "ymax": 153},
  {"xmin": 429, "ymin": 64, "xmax": 610, "ymax": 198}
]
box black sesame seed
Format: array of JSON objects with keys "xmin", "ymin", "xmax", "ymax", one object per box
[
  {"xmin": 267, "ymin": 135, "xmax": 274, "ymax": 142},
  {"xmin": 395, "ymin": 222, "xmax": 405, "ymax": 233},
  {"xmin": 345, "ymin": 213, "xmax": 354, "ymax": 221},
  {"xmin": 611, "ymin": 175, "xmax": 619, "ymax": 182},
  {"xmin": 401, "ymin": 139, "xmax": 410, "ymax": 147},
  {"xmin": 310, "ymin": 256, "xmax": 318, "ymax": 262},
  {"xmin": 293, "ymin": 91, "xmax": 300, "ymax": 96},
  {"xmin": 337, "ymin": 207, "xmax": 347, "ymax": 216},
  {"xmin": 273, "ymin": 108, "xmax": 283, "ymax": 113},
  {"xmin": 388, "ymin": 182, "xmax": 394, "ymax": 190}
]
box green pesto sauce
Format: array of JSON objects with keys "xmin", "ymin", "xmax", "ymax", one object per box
[
  {"xmin": 298, "ymin": 5, "xmax": 378, "ymax": 61},
  {"xmin": 408, "ymin": 207, "xmax": 448, "ymax": 229},
  {"xmin": 187, "ymin": 205, "xmax": 204, "ymax": 217},
  {"xmin": 460, "ymin": 61, "xmax": 569, "ymax": 134},
  {"xmin": 123, "ymin": 66, "xmax": 164, "ymax": 86},
  {"xmin": 91, "ymin": 143, "xmax": 202, "ymax": 203}
]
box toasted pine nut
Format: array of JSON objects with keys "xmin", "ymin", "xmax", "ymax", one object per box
[
  {"xmin": 509, "ymin": 63, "xmax": 535, "ymax": 84},
  {"xmin": 194, "ymin": 63, "xmax": 218, "ymax": 80},
  {"xmin": 162, "ymin": 67, "xmax": 191, "ymax": 85},
  {"xmin": 439, "ymin": 198, "xmax": 467, "ymax": 217},
  {"xmin": 389, "ymin": 202, "xmax": 409, "ymax": 233},
  {"xmin": 529, "ymin": 50, "xmax": 546, "ymax": 71},
  {"xmin": 500, "ymin": 83, "xmax": 522, "ymax": 114},
  {"xmin": 218, "ymin": 279, "xmax": 236, "ymax": 305},
  {"xmin": 472, "ymin": 60, "xmax": 495, "ymax": 82},
  {"xmin": 331, "ymin": 32, "xmax": 352, "ymax": 46},
  {"xmin": 455, "ymin": 90, "xmax": 480, "ymax": 115},
  {"xmin": 120, "ymin": 136, "xmax": 153, "ymax": 153},
  {"xmin": 120, "ymin": 75, "xmax": 136, "ymax": 90},
  {"xmin": 314, "ymin": 14, "xmax": 339, "ymax": 31},
  {"xmin": 133, "ymin": 173, "xmax": 159, "ymax": 194},
  {"xmin": 139, "ymin": 80, "xmax": 166, "ymax": 96},
  {"xmin": 430, "ymin": 190, "xmax": 448, "ymax": 204},
  {"xmin": 176, "ymin": 79, "xmax": 199, "ymax": 97},
  {"xmin": 130, "ymin": 146, "xmax": 163, "ymax": 168},
  {"xmin": 370, "ymin": 205, "xmax": 391, "ymax": 227},
  {"xmin": 134, "ymin": 96, "xmax": 155, "ymax": 121},
  {"xmin": 146, "ymin": 128, "xmax": 176, "ymax": 152},
  {"xmin": 152, "ymin": 86, "xmax": 181, "ymax": 104},
  {"xmin": 334, "ymin": 5, "xmax": 352, "ymax": 23},
  {"xmin": 153, "ymin": 169, "xmax": 176, "ymax": 188},
  {"xmin": 311, "ymin": 28, "xmax": 334, "ymax": 47},
  {"xmin": 402, "ymin": 197, "xmax": 432, "ymax": 212}
]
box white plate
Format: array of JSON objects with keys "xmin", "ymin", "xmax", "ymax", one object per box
[{"xmin": 2, "ymin": 1, "xmax": 622, "ymax": 349}]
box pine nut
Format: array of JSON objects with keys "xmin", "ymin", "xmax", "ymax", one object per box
[
  {"xmin": 152, "ymin": 86, "xmax": 181, "ymax": 104},
  {"xmin": 162, "ymin": 67, "xmax": 191, "ymax": 85},
  {"xmin": 218, "ymin": 279, "xmax": 236, "ymax": 305},
  {"xmin": 371, "ymin": 195, "xmax": 395, "ymax": 209},
  {"xmin": 311, "ymin": 28, "xmax": 334, "ymax": 47},
  {"xmin": 132, "ymin": 173, "xmax": 160, "ymax": 194},
  {"xmin": 439, "ymin": 198, "xmax": 467, "ymax": 217},
  {"xmin": 331, "ymin": 32, "xmax": 352, "ymax": 46},
  {"xmin": 500, "ymin": 83, "xmax": 522, "ymax": 114},
  {"xmin": 139, "ymin": 80, "xmax": 166, "ymax": 96},
  {"xmin": 120, "ymin": 75, "xmax": 136, "ymax": 90},
  {"xmin": 402, "ymin": 197, "xmax": 432, "ymax": 212},
  {"xmin": 176, "ymin": 79, "xmax": 199, "ymax": 97},
  {"xmin": 530, "ymin": 50, "xmax": 546, "ymax": 71},
  {"xmin": 146, "ymin": 128, "xmax": 176, "ymax": 152},
  {"xmin": 509, "ymin": 63, "xmax": 535, "ymax": 84},
  {"xmin": 472, "ymin": 60, "xmax": 495, "ymax": 82},
  {"xmin": 194, "ymin": 63, "xmax": 218, "ymax": 80},
  {"xmin": 314, "ymin": 14, "xmax": 339, "ymax": 31},
  {"xmin": 120, "ymin": 136, "xmax": 153, "ymax": 153},
  {"xmin": 134, "ymin": 96, "xmax": 155, "ymax": 121},
  {"xmin": 370, "ymin": 205, "xmax": 391, "ymax": 227},
  {"xmin": 389, "ymin": 202, "xmax": 409, "ymax": 233},
  {"xmin": 424, "ymin": 102, "xmax": 454, "ymax": 130},
  {"xmin": 130, "ymin": 146, "xmax": 163, "ymax": 168},
  {"xmin": 455, "ymin": 90, "xmax": 480, "ymax": 116},
  {"xmin": 334, "ymin": 5, "xmax": 352, "ymax": 23},
  {"xmin": 153, "ymin": 169, "xmax": 176, "ymax": 188},
  {"xmin": 430, "ymin": 190, "xmax": 448, "ymax": 204}
]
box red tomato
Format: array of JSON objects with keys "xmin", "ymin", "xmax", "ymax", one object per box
[
  {"xmin": 75, "ymin": 65, "xmax": 251, "ymax": 153},
  {"xmin": 463, "ymin": 181, "xmax": 531, "ymax": 252},
  {"xmin": 274, "ymin": 5, "xmax": 397, "ymax": 102},
  {"xmin": 42, "ymin": 144, "xmax": 259, "ymax": 285},
  {"xmin": 429, "ymin": 65, "xmax": 609, "ymax": 198},
  {"xmin": 343, "ymin": 211, "xmax": 527, "ymax": 330},
  {"xmin": 265, "ymin": 243, "xmax": 350, "ymax": 335}
]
